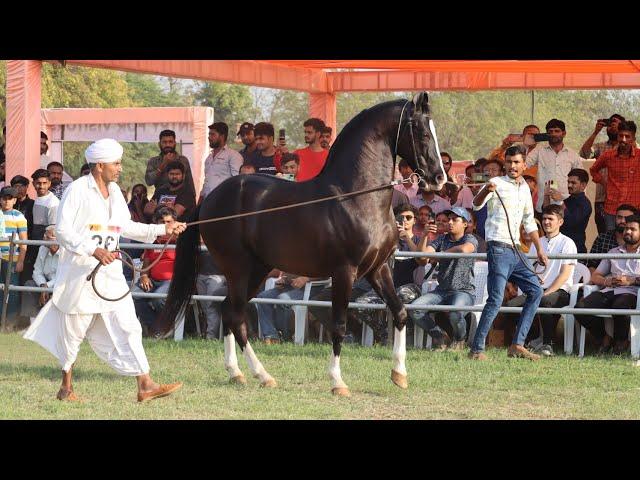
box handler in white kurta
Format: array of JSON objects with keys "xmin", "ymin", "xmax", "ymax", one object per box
[{"xmin": 24, "ymin": 139, "xmax": 187, "ymax": 402}]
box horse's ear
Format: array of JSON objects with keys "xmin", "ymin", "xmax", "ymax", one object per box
[{"xmin": 412, "ymin": 92, "xmax": 429, "ymax": 113}]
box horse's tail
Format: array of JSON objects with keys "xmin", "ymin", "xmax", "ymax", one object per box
[{"xmin": 153, "ymin": 205, "xmax": 201, "ymax": 337}]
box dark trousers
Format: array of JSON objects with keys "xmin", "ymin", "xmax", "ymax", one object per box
[
  {"xmin": 308, "ymin": 285, "xmax": 370, "ymax": 332},
  {"xmin": 575, "ymin": 290, "xmax": 635, "ymax": 341},
  {"xmin": 505, "ymin": 289, "xmax": 569, "ymax": 345}
]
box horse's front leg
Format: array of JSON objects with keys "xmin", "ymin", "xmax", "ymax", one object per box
[
  {"xmin": 327, "ymin": 266, "xmax": 357, "ymax": 397},
  {"xmin": 367, "ymin": 263, "xmax": 409, "ymax": 389}
]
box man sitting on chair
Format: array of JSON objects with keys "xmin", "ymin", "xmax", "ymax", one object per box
[
  {"xmin": 409, "ymin": 206, "xmax": 478, "ymax": 350},
  {"xmin": 257, "ymin": 270, "xmax": 326, "ymax": 344},
  {"xmin": 503, "ymin": 204, "xmax": 576, "ymax": 357},
  {"xmin": 574, "ymin": 214, "xmax": 640, "ymax": 355}
]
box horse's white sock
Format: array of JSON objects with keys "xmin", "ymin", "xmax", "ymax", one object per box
[
  {"xmin": 392, "ymin": 327, "xmax": 407, "ymax": 376},
  {"xmin": 224, "ymin": 333, "xmax": 243, "ymax": 378},
  {"xmin": 242, "ymin": 342, "xmax": 273, "ymax": 384},
  {"xmin": 328, "ymin": 353, "xmax": 348, "ymax": 390}
]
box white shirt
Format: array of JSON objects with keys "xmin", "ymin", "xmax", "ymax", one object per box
[
  {"xmin": 411, "ymin": 194, "xmax": 451, "ymax": 214},
  {"xmin": 200, "ymin": 145, "xmax": 244, "ymax": 199},
  {"xmin": 33, "ymin": 192, "xmax": 59, "ymax": 228},
  {"xmin": 32, "ymin": 246, "xmax": 60, "ymax": 288},
  {"xmin": 453, "ymin": 186, "xmax": 474, "ymax": 209},
  {"xmin": 53, "ymin": 174, "xmax": 165, "ymax": 314},
  {"xmin": 596, "ymin": 245, "xmax": 640, "ymax": 296},
  {"xmin": 529, "ymin": 233, "xmax": 576, "ymax": 292},
  {"xmin": 474, "ymin": 175, "xmax": 537, "ymax": 246},
  {"xmin": 526, "ymin": 144, "xmax": 585, "ymax": 212}
]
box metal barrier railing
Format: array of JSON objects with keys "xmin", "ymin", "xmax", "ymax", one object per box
[{"xmin": 4, "ymin": 235, "xmax": 640, "ymax": 333}]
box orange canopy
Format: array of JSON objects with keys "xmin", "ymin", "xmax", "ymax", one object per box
[{"xmin": 7, "ymin": 59, "xmax": 640, "ymax": 197}]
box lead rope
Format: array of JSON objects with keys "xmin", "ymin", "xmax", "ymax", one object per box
[
  {"xmin": 88, "ymin": 173, "xmax": 425, "ymax": 301},
  {"xmin": 446, "ymin": 180, "xmax": 546, "ymax": 279}
]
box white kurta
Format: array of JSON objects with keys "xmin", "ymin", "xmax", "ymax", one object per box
[{"xmin": 24, "ymin": 174, "xmax": 166, "ymax": 375}]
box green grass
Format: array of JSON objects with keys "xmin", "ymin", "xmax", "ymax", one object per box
[{"xmin": 2, "ymin": 333, "xmax": 640, "ymax": 419}]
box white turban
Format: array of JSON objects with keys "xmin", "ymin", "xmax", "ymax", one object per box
[{"xmin": 84, "ymin": 138, "xmax": 123, "ymax": 164}]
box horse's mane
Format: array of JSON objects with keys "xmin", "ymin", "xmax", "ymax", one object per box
[{"xmin": 322, "ymin": 99, "xmax": 407, "ymax": 173}]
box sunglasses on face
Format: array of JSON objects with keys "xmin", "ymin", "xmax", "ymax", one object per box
[{"xmin": 399, "ymin": 215, "xmax": 414, "ymax": 221}]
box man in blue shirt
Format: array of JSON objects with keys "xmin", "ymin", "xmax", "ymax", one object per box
[
  {"xmin": 549, "ymin": 168, "xmax": 592, "ymax": 254},
  {"xmin": 409, "ymin": 206, "xmax": 478, "ymax": 350}
]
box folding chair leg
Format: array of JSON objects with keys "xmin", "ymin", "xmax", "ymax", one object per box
[
  {"xmin": 414, "ymin": 325, "xmax": 424, "ymax": 349},
  {"xmin": 579, "ymin": 326, "xmax": 586, "ymax": 358},
  {"xmin": 294, "ymin": 306, "xmax": 306, "ymax": 345},
  {"xmin": 426, "ymin": 334, "xmax": 433, "ymax": 349},
  {"xmin": 362, "ymin": 324, "xmax": 374, "ymax": 347},
  {"xmin": 564, "ymin": 314, "xmax": 574, "ymax": 355},
  {"xmin": 174, "ymin": 308, "xmax": 185, "ymax": 342}
]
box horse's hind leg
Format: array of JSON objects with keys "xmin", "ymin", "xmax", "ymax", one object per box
[
  {"xmin": 221, "ymin": 298, "xmax": 246, "ymax": 385},
  {"xmin": 222, "ymin": 260, "xmax": 276, "ymax": 387},
  {"xmin": 367, "ymin": 263, "xmax": 409, "ymax": 389},
  {"xmin": 327, "ymin": 266, "xmax": 357, "ymax": 397},
  {"xmin": 238, "ymin": 261, "xmax": 277, "ymax": 388}
]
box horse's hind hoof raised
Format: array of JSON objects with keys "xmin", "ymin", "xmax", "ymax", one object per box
[
  {"xmin": 391, "ymin": 370, "xmax": 408, "ymax": 389},
  {"xmin": 230, "ymin": 374, "xmax": 247, "ymax": 385},
  {"xmin": 261, "ymin": 378, "xmax": 277, "ymax": 388},
  {"xmin": 331, "ymin": 387, "xmax": 351, "ymax": 397}
]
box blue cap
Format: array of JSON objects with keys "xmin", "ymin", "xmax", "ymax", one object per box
[{"xmin": 443, "ymin": 206, "xmax": 471, "ymax": 222}]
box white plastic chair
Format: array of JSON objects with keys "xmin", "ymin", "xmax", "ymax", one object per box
[
  {"xmin": 562, "ymin": 262, "xmax": 590, "ymax": 354},
  {"xmin": 263, "ymin": 276, "xmax": 331, "ymax": 345},
  {"xmin": 174, "ymin": 300, "xmax": 201, "ymax": 341},
  {"xmin": 413, "ymin": 261, "xmax": 489, "ymax": 349},
  {"xmin": 573, "ymin": 283, "xmax": 640, "ymax": 358}
]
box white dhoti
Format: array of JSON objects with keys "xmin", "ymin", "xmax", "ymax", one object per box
[
  {"xmin": 24, "ymin": 298, "xmax": 149, "ymax": 375},
  {"xmin": 21, "ymin": 149, "xmax": 166, "ymax": 378}
]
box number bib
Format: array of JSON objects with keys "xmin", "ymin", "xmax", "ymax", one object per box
[{"xmin": 87, "ymin": 224, "xmax": 122, "ymax": 252}]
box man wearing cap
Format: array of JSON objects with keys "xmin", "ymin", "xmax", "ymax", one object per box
[
  {"xmin": 24, "ymin": 138, "xmax": 187, "ymax": 403},
  {"xmin": 409, "ymin": 206, "xmax": 478, "ymax": 350},
  {"xmin": 200, "ymin": 122, "xmax": 244, "ymax": 201},
  {"xmin": 237, "ymin": 122, "xmax": 261, "ymax": 165},
  {"xmin": 145, "ymin": 129, "xmax": 195, "ymax": 194}
]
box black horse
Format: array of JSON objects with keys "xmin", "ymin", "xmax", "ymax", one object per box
[{"xmin": 156, "ymin": 92, "xmax": 446, "ymax": 395}]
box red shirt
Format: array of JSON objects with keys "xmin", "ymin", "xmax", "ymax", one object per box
[
  {"xmin": 294, "ymin": 148, "xmax": 328, "ymax": 182},
  {"xmin": 143, "ymin": 245, "xmax": 176, "ymax": 281},
  {"xmin": 590, "ymin": 145, "xmax": 640, "ymax": 214}
]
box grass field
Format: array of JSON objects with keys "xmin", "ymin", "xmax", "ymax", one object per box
[{"xmin": 2, "ymin": 332, "xmax": 640, "ymax": 419}]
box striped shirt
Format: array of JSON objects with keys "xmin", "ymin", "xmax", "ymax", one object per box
[
  {"xmin": 0, "ymin": 209, "xmax": 28, "ymax": 260},
  {"xmin": 474, "ymin": 175, "xmax": 537, "ymax": 246}
]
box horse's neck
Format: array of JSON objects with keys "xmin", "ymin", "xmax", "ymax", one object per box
[{"xmin": 321, "ymin": 118, "xmax": 399, "ymax": 191}]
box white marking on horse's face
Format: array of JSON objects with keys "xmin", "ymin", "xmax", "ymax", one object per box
[{"xmin": 428, "ymin": 119, "xmax": 447, "ymax": 189}]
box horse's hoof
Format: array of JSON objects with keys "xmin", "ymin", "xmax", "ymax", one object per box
[
  {"xmin": 391, "ymin": 370, "xmax": 408, "ymax": 389},
  {"xmin": 331, "ymin": 387, "xmax": 351, "ymax": 397},
  {"xmin": 261, "ymin": 378, "xmax": 277, "ymax": 388},
  {"xmin": 230, "ymin": 374, "xmax": 247, "ymax": 385}
]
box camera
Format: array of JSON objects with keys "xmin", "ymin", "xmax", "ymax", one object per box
[
  {"xmin": 473, "ymin": 173, "xmax": 488, "ymax": 183},
  {"xmin": 395, "ymin": 214, "xmax": 405, "ymax": 224},
  {"xmin": 533, "ymin": 133, "xmax": 551, "ymax": 142},
  {"xmin": 598, "ymin": 118, "xmax": 611, "ymax": 127}
]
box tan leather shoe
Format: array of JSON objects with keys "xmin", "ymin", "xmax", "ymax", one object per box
[
  {"xmin": 137, "ymin": 382, "xmax": 183, "ymax": 403},
  {"xmin": 507, "ymin": 344, "xmax": 540, "ymax": 361},
  {"xmin": 264, "ymin": 338, "xmax": 281, "ymax": 345},
  {"xmin": 468, "ymin": 351, "xmax": 488, "ymax": 361}
]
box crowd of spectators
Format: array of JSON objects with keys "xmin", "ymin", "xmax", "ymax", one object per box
[{"xmin": 3, "ymin": 112, "xmax": 640, "ymax": 359}]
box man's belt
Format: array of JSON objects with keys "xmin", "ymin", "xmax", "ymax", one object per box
[{"xmin": 487, "ymin": 240, "xmax": 517, "ymax": 250}]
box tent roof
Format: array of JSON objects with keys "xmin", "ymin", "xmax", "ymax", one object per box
[{"xmin": 58, "ymin": 60, "xmax": 640, "ymax": 92}]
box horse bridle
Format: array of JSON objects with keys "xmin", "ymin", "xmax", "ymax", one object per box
[{"xmin": 394, "ymin": 100, "xmax": 427, "ymax": 187}]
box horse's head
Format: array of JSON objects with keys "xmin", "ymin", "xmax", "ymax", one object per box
[{"xmin": 396, "ymin": 92, "xmax": 447, "ymax": 191}]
